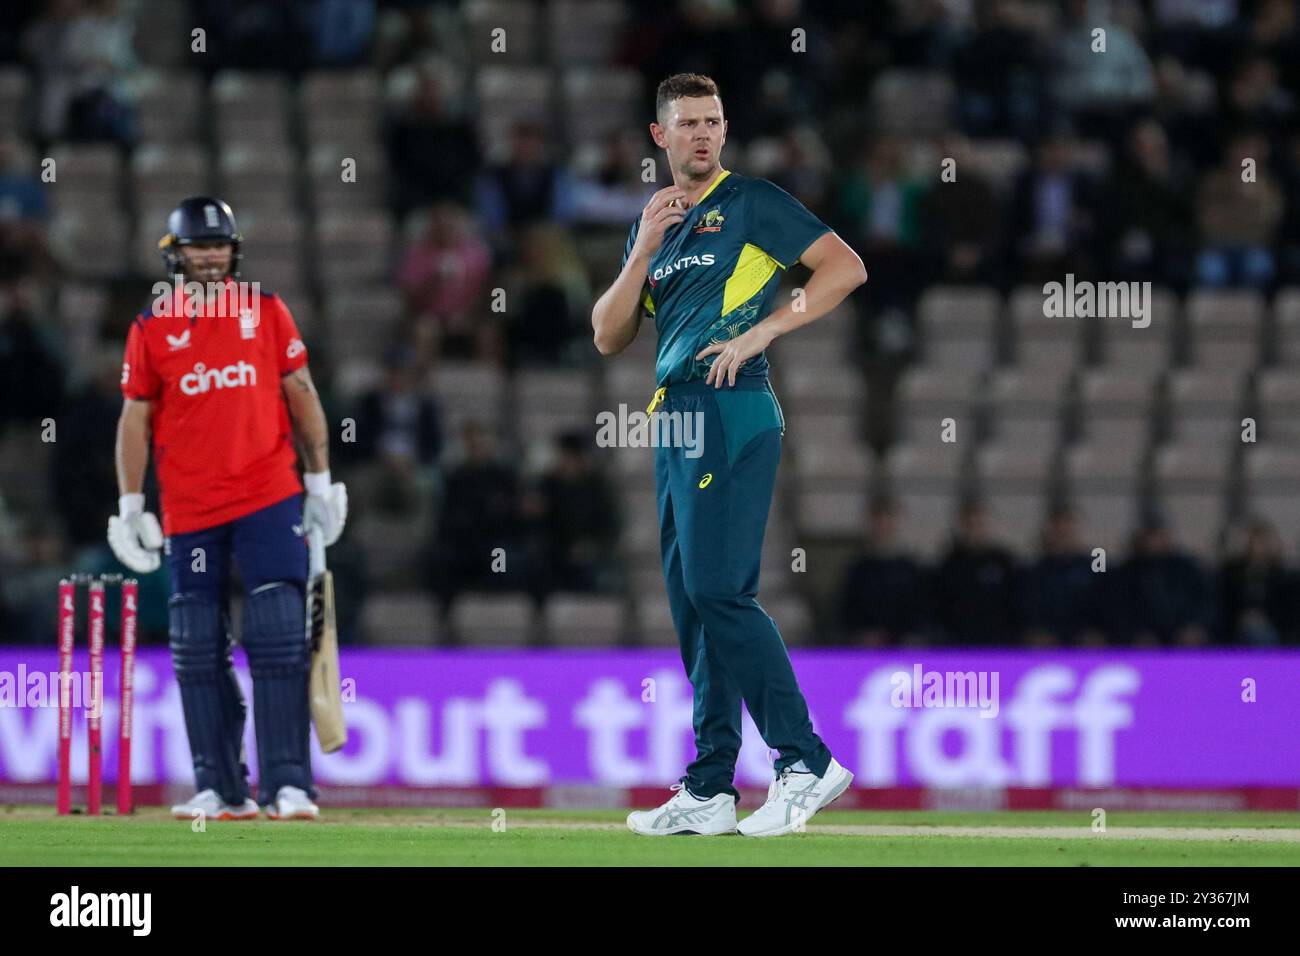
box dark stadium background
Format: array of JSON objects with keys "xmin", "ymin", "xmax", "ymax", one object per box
[{"xmin": 1, "ymin": 0, "xmax": 1299, "ymax": 651}]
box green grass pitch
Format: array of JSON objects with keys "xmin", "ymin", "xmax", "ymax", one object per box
[{"xmin": 3, "ymin": 807, "xmax": 1299, "ymax": 866}]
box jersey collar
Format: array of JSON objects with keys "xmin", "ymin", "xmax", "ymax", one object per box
[{"xmin": 694, "ymin": 168, "xmax": 731, "ymax": 205}]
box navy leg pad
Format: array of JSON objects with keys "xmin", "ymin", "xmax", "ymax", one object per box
[
  {"xmin": 242, "ymin": 582, "xmax": 314, "ymax": 804},
  {"xmin": 217, "ymin": 615, "xmax": 251, "ymax": 785},
  {"xmin": 168, "ymin": 593, "xmax": 249, "ymax": 804}
]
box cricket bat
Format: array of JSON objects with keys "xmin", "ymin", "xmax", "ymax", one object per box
[{"xmin": 307, "ymin": 531, "xmax": 347, "ymax": 753}]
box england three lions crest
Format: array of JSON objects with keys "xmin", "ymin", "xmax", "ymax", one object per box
[{"xmin": 239, "ymin": 306, "xmax": 259, "ymax": 339}]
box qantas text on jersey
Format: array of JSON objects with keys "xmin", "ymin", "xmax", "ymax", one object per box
[{"xmin": 651, "ymin": 254, "xmax": 716, "ymax": 281}]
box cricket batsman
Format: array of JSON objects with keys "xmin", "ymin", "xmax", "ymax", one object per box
[
  {"xmin": 593, "ymin": 75, "xmax": 868, "ymax": 836},
  {"xmin": 107, "ymin": 197, "xmax": 347, "ymax": 820}
]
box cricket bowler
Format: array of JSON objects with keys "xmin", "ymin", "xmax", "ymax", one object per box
[
  {"xmin": 593, "ymin": 75, "xmax": 868, "ymax": 836},
  {"xmin": 108, "ymin": 197, "xmax": 347, "ymax": 820}
]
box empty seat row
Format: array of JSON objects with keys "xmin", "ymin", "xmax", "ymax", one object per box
[
  {"xmin": 891, "ymin": 364, "xmax": 1298, "ymax": 448},
  {"xmin": 919, "ymin": 285, "xmax": 1300, "ymax": 371}
]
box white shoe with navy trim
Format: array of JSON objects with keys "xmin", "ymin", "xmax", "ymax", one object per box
[
  {"xmin": 627, "ymin": 783, "xmax": 737, "ymax": 836},
  {"xmin": 737, "ymin": 758, "xmax": 853, "ymax": 837}
]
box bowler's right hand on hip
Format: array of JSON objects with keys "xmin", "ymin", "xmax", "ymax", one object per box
[{"xmin": 107, "ymin": 493, "xmax": 163, "ymax": 573}]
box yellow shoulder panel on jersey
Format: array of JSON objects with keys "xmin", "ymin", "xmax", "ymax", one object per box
[
  {"xmin": 642, "ymin": 289, "xmax": 656, "ymax": 316},
  {"xmin": 722, "ymin": 242, "xmax": 781, "ymax": 317}
]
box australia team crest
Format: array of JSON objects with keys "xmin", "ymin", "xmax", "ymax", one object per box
[{"xmin": 694, "ymin": 207, "xmax": 725, "ymax": 233}]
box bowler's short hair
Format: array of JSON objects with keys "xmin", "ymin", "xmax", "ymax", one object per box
[{"xmin": 655, "ymin": 73, "xmax": 722, "ymax": 123}]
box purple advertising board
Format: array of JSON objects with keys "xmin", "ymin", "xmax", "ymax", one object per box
[{"xmin": 0, "ymin": 648, "xmax": 1296, "ymax": 788}]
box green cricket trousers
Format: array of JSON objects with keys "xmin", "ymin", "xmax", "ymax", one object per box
[{"xmin": 652, "ymin": 376, "xmax": 832, "ymax": 801}]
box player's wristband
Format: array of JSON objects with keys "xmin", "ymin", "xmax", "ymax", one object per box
[
  {"xmin": 119, "ymin": 493, "xmax": 145, "ymax": 519},
  {"xmin": 304, "ymin": 471, "xmax": 332, "ymax": 497}
]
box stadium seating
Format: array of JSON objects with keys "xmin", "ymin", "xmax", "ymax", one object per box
[{"xmin": 7, "ymin": 0, "xmax": 1300, "ymax": 649}]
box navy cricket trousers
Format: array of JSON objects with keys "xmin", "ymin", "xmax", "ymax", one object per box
[
  {"xmin": 166, "ymin": 493, "xmax": 307, "ymax": 598},
  {"xmin": 654, "ymin": 377, "xmax": 831, "ymax": 801}
]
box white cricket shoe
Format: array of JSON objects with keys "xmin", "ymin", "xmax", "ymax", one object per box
[
  {"xmin": 627, "ymin": 782, "xmax": 737, "ymax": 836},
  {"xmin": 737, "ymin": 757, "xmax": 854, "ymax": 837},
  {"xmin": 170, "ymin": 789, "xmax": 259, "ymax": 821},
  {"xmin": 266, "ymin": 785, "xmax": 320, "ymax": 821}
]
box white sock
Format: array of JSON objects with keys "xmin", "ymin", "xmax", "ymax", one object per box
[{"xmin": 788, "ymin": 760, "xmax": 810, "ymax": 773}]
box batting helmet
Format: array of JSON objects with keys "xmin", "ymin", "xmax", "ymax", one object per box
[{"xmin": 158, "ymin": 196, "xmax": 244, "ymax": 278}]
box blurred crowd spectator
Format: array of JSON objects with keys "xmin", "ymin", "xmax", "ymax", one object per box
[
  {"xmin": 396, "ymin": 202, "xmax": 494, "ymax": 362},
  {"xmin": 424, "ymin": 424, "xmax": 619, "ymax": 615},
  {"xmin": 24, "ymin": 0, "xmax": 137, "ymax": 146},
  {"xmin": 338, "ymin": 344, "xmax": 442, "ymax": 514},
  {"xmin": 0, "ymin": 139, "xmax": 54, "ymax": 283},
  {"xmin": 525, "ymin": 431, "xmax": 621, "ymax": 595},
  {"xmin": 192, "ymin": 0, "xmax": 375, "ymax": 73},
  {"xmin": 383, "ymin": 59, "xmax": 480, "ymax": 214},
  {"xmin": 426, "ymin": 420, "xmax": 530, "ymax": 606},
  {"xmin": 0, "ymin": 281, "xmax": 63, "ymax": 433},
  {"xmin": 837, "ymin": 497, "xmax": 1298, "ymax": 647}
]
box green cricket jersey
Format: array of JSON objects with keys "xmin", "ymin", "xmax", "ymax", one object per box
[{"xmin": 620, "ymin": 169, "xmax": 832, "ymax": 389}]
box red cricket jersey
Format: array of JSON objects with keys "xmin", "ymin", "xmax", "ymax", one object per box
[{"xmin": 120, "ymin": 279, "xmax": 309, "ymax": 535}]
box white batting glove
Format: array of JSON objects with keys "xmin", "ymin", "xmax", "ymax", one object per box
[
  {"xmin": 106, "ymin": 494, "xmax": 163, "ymax": 573},
  {"xmin": 303, "ymin": 471, "xmax": 348, "ymax": 547}
]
